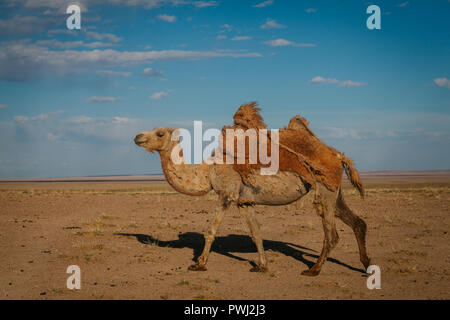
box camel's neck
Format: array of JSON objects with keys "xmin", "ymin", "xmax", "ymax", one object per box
[{"xmin": 159, "ymin": 141, "xmax": 212, "ymax": 196}]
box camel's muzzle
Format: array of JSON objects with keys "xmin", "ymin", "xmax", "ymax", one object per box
[{"xmin": 134, "ymin": 133, "xmax": 147, "ymax": 147}]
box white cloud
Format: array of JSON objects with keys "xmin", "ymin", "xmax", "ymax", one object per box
[
  {"xmin": 221, "ymin": 24, "xmax": 232, "ymax": 30},
  {"xmin": 0, "ymin": 11, "xmax": 116, "ymax": 36},
  {"xmin": 13, "ymin": 110, "xmax": 65, "ymax": 124},
  {"xmin": 0, "ymin": 109, "xmax": 178, "ymax": 178},
  {"xmin": 309, "ymin": 76, "xmax": 366, "ymax": 88},
  {"xmin": 47, "ymin": 132, "xmax": 60, "ymax": 141},
  {"xmin": 9, "ymin": 111, "xmax": 155, "ymax": 143},
  {"xmin": 266, "ymin": 39, "xmax": 293, "ymax": 47},
  {"xmin": 112, "ymin": 116, "xmax": 132, "ymax": 124},
  {"xmin": 310, "ymin": 76, "xmax": 339, "ymax": 84},
  {"xmin": 319, "ymin": 127, "xmax": 363, "ymax": 140},
  {"xmin": 14, "ymin": 116, "xmax": 29, "ymax": 123},
  {"xmin": 10, "ymin": 0, "xmax": 217, "ymax": 10},
  {"xmin": 260, "ymin": 19, "xmax": 285, "ymax": 29},
  {"xmin": 80, "ymin": 42, "xmax": 114, "ymax": 48},
  {"xmin": 86, "ymin": 96, "xmax": 123, "ymax": 103},
  {"xmin": 2, "ymin": 107, "xmax": 450, "ymax": 178},
  {"xmin": 0, "ymin": 104, "xmax": 7, "ymax": 109},
  {"xmin": 35, "ymin": 39, "xmax": 113, "ymax": 49},
  {"xmin": 47, "ymin": 29, "xmax": 79, "ymax": 36},
  {"xmin": 30, "ymin": 113, "xmax": 50, "ymax": 121},
  {"xmin": 157, "ymin": 14, "xmax": 177, "ymax": 23},
  {"xmin": 317, "ymin": 126, "xmax": 450, "ymax": 141},
  {"xmin": 232, "ymin": 36, "xmax": 252, "ymax": 41},
  {"xmin": 142, "ymin": 68, "xmax": 164, "ymax": 77},
  {"xmin": 193, "ymin": 1, "xmax": 219, "ymax": 7},
  {"xmin": 20, "ymin": 0, "xmax": 88, "ymax": 11},
  {"xmin": 46, "ymin": 30, "xmax": 123, "ymax": 44},
  {"xmin": 434, "ymin": 77, "xmax": 450, "ymax": 89},
  {"xmin": 338, "ymin": 80, "xmax": 366, "ymax": 87},
  {"xmin": 253, "ymin": 0, "xmax": 273, "ymax": 8},
  {"xmin": 0, "ymin": 15, "xmax": 57, "ymax": 35},
  {"xmin": 305, "ymin": 8, "xmax": 317, "ymax": 13},
  {"xmin": 265, "ymin": 38, "xmax": 316, "ymax": 47},
  {"xmin": 96, "ymin": 70, "xmax": 132, "ymax": 77},
  {"xmin": 150, "ymin": 90, "xmax": 172, "ymax": 100},
  {"xmin": 0, "ymin": 41, "xmax": 262, "ymax": 81},
  {"xmin": 67, "ymin": 116, "xmax": 93, "ymax": 124},
  {"xmin": 85, "ymin": 31, "xmax": 122, "ymax": 43}
]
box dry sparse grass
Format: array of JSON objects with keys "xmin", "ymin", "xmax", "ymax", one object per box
[
  {"xmin": 393, "ymin": 249, "xmax": 428, "ymax": 257},
  {"xmin": 1, "ymin": 177, "xmax": 449, "ymax": 300}
]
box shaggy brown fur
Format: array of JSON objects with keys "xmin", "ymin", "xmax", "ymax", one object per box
[
  {"xmin": 288, "ymin": 115, "xmax": 318, "ymax": 139},
  {"xmin": 287, "ymin": 115, "xmax": 364, "ymax": 197},
  {"xmin": 341, "ymin": 154, "xmax": 365, "ymax": 198},
  {"xmin": 221, "ymin": 104, "xmax": 364, "ymax": 196},
  {"xmin": 232, "ymin": 101, "xmax": 267, "ymax": 129}
]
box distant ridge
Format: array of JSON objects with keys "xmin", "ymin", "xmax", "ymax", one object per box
[
  {"xmin": 358, "ymin": 170, "xmax": 450, "ymax": 176},
  {"xmin": 1, "ymin": 171, "xmax": 449, "ymax": 183},
  {"xmin": 0, "ymin": 174, "xmax": 166, "ymax": 183}
]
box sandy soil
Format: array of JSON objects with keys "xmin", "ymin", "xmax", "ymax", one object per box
[{"xmin": 0, "ymin": 176, "xmax": 449, "ymax": 300}]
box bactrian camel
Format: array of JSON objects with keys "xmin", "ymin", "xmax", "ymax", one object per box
[{"xmin": 134, "ymin": 107, "xmax": 371, "ymax": 276}]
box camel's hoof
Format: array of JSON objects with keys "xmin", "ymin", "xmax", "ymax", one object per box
[
  {"xmin": 250, "ymin": 265, "xmax": 268, "ymax": 273},
  {"xmin": 301, "ymin": 269, "xmax": 320, "ymax": 277},
  {"xmin": 188, "ymin": 264, "xmax": 207, "ymax": 272}
]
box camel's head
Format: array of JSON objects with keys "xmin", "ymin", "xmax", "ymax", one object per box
[{"xmin": 134, "ymin": 127, "xmax": 175, "ymax": 152}]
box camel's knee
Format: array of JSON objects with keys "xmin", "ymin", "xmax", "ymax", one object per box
[
  {"xmin": 352, "ymin": 218, "xmax": 368, "ymax": 246},
  {"xmin": 330, "ymin": 229, "xmax": 339, "ymax": 249},
  {"xmin": 324, "ymin": 234, "xmax": 338, "ymax": 253},
  {"xmin": 336, "ymin": 205, "xmax": 367, "ymax": 236},
  {"xmin": 313, "ymin": 197, "xmax": 326, "ymax": 218}
]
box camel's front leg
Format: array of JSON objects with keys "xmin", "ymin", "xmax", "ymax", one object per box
[
  {"xmin": 188, "ymin": 201, "xmax": 230, "ymax": 271},
  {"xmin": 240, "ymin": 206, "xmax": 268, "ymax": 272}
]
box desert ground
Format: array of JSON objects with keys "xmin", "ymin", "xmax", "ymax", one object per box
[{"xmin": 0, "ymin": 173, "xmax": 449, "ymax": 300}]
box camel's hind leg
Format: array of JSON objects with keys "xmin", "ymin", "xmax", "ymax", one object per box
[
  {"xmin": 240, "ymin": 205, "xmax": 268, "ymax": 272},
  {"xmin": 335, "ymin": 188, "xmax": 371, "ymax": 269},
  {"xmin": 188, "ymin": 198, "xmax": 231, "ymax": 271},
  {"xmin": 301, "ymin": 187, "xmax": 339, "ymax": 276}
]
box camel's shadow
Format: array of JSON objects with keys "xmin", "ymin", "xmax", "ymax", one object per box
[{"xmin": 115, "ymin": 232, "xmax": 365, "ymax": 274}]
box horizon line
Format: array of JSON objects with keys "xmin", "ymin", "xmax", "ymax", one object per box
[{"xmin": 1, "ymin": 170, "xmax": 450, "ymax": 183}]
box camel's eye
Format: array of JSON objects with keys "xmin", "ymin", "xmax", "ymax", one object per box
[{"xmin": 157, "ymin": 131, "xmax": 164, "ymax": 138}]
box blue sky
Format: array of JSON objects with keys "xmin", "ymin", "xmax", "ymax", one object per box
[{"xmin": 0, "ymin": 0, "xmax": 449, "ymax": 178}]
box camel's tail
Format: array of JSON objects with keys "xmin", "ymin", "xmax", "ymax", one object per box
[{"xmin": 340, "ymin": 154, "xmax": 365, "ymax": 199}]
